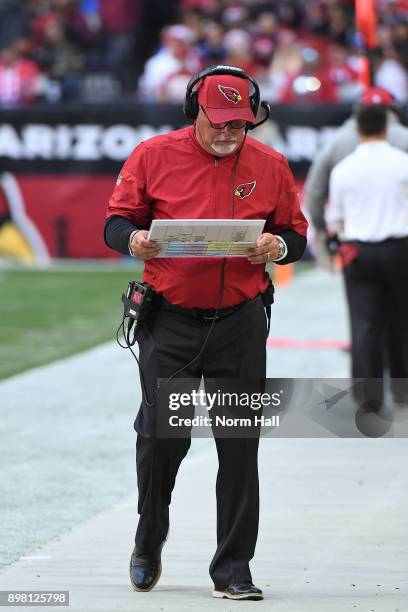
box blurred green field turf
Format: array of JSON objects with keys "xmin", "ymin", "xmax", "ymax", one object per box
[
  {"xmin": 0, "ymin": 267, "xmax": 142, "ymax": 380},
  {"xmin": 0, "ymin": 261, "xmax": 313, "ymax": 380}
]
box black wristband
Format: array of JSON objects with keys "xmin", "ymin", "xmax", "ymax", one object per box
[{"xmin": 104, "ymin": 215, "xmax": 144, "ymax": 256}]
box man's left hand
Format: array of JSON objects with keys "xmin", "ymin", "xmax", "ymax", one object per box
[{"xmin": 247, "ymin": 233, "xmax": 280, "ymax": 264}]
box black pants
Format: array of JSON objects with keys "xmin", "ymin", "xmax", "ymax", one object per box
[
  {"xmin": 134, "ymin": 295, "xmax": 267, "ymax": 588},
  {"xmin": 343, "ymin": 237, "xmax": 408, "ymax": 402}
]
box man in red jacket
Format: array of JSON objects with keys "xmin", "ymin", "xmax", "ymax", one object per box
[{"xmin": 104, "ymin": 66, "xmax": 307, "ymax": 601}]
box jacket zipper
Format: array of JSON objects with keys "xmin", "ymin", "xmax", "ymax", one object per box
[
  {"xmin": 213, "ymin": 157, "xmax": 219, "ymax": 216},
  {"xmin": 213, "ymin": 157, "xmax": 227, "ymax": 307}
]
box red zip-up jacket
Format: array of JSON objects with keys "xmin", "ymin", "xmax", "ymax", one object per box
[{"xmin": 106, "ymin": 125, "xmax": 307, "ymax": 308}]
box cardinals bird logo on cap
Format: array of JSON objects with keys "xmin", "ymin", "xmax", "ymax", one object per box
[
  {"xmin": 235, "ymin": 181, "xmax": 256, "ymax": 199},
  {"xmin": 218, "ymin": 85, "xmax": 242, "ymax": 104}
]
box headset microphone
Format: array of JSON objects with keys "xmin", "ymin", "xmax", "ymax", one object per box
[{"xmin": 247, "ymin": 101, "xmax": 271, "ymax": 131}]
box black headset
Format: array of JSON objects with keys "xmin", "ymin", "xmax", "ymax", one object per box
[{"xmin": 183, "ymin": 64, "xmax": 261, "ymax": 121}]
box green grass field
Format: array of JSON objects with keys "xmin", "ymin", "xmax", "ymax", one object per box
[
  {"xmin": 0, "ymin": 261, "xmax": 312, "ymax": 380},
  {"xmin": 0, "ymin": 267, "xmax": 142, "ymax": 380}
]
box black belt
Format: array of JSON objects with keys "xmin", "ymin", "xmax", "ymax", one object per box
[{"xmin": 161, "ymin": 297, "xmax": 252, "ymax": 322}]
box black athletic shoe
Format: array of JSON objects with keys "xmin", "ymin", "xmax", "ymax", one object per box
[{"xmin": 213, "ymin": 581, "xmax": 264, "ymax": 600}]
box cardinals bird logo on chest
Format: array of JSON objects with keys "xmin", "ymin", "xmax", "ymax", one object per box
[
  {"xmin": 218, "ymin": 85, "xmax": 242, "ymax": 104},
  {"xmin": 235, "ymin": 181, "xmax": 256, "ymax": 199}
]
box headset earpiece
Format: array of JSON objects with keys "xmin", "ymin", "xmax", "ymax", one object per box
[{"xmin": 184, "ymin": 88, "xmax": 200, "ymax": 120}]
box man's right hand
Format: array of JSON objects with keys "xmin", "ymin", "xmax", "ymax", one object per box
[{"xmin": 129, "ymin": 230, "xmax": 161, "ymax": 260}]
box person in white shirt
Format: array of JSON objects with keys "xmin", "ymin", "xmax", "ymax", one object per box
[
  {"xmin": 328, "ymin": 103, "xmax": 408, "ymax": 408},
  {"xmin": 304, "ymin": 86, "xmax": 408, "ymax": 270}
]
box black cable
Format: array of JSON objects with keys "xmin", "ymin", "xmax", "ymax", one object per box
[
  {"xmin": 116, "ymin": 316, "xmax": 156, "ymax": 407},
  {"xmin": 231, "ymin": 132, "xmax": 247, "ymax": 219},
  {"xmin": 115, "ymin": 318, "xmax": 127, "ymax": 349},
  {"xmin": 155, "ymin": 257, "xmax": 227, "ymax": 390}
]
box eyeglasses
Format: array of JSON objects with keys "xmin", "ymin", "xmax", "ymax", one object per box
[{"xmin": 200, "ymin": 106, "xmax": 247, "ymax": 130}]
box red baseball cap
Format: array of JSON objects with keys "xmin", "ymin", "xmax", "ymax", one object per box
[
  {"xmin": 197, "ymin": 74, "xmax": 255, "ymax": 124},
  {"xmin": 360, "ymin": 86, "xmax": 394, "ymax": 107}
]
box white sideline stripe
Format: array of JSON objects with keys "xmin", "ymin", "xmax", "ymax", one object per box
[{"xmin": 20, "ymin": 556, "xmax": 53, "ymax": 560}]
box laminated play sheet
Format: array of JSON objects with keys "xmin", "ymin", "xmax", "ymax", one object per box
[{"xmin": 148, "ymin": 219, "xmax": 266, "ymax": 257}]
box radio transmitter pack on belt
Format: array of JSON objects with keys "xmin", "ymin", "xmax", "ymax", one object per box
[{"xmin": 121, "ymin": 281, "xmax": 156, "ymax": 328}]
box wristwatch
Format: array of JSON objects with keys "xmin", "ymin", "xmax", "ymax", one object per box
[
  {"xmin": 272, "ymin": 235, "xmax": 288, "ymax": 262},
  {"xmin": 128, "ymin": 229, "xmax": 142, "ymax": 257}
]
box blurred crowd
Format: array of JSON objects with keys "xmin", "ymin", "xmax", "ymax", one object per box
[{"xmin": 0, "ymin": 0, "xmax": 407, "ymax": 107}]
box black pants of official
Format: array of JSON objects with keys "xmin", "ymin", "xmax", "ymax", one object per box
[
  {"xmin": 343, "ymin": 237, "xmax": 408, "ymax": 402},
  {"xmin": 133, "ymin": 295, "xmax": 267, "ymax": 589}
]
